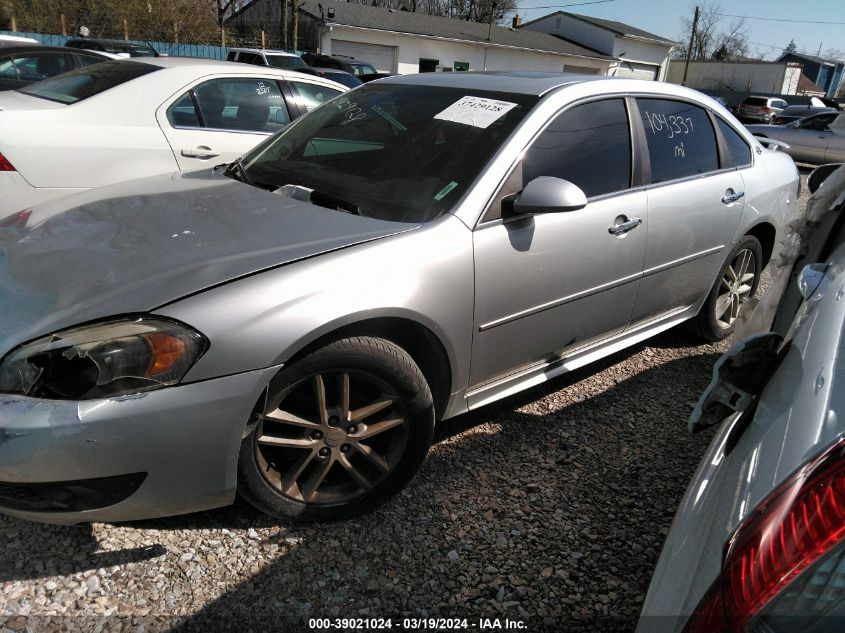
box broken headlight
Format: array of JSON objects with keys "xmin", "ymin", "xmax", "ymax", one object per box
[{"xmin": 0, "ymin": 317, "xmax": 208, "ymax": 400}]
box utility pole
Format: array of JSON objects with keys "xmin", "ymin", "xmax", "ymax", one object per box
[
  {"xmin": 291, "ymin": 0, "xmax": 299, "ymax": 53},
  {"xmin": 281, "ymin": 0, "xmax": 288, "ymax": 50},
  {"xmin": 487, "ymin": 1, "xmax": 498, "ymax": 41},
  {"xmin": 682, "ymin": 5, "xmax": 699, "ymax": 87}
]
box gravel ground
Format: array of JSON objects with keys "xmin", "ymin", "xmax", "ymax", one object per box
[{"xmin": 0, "ymin": 172, "xmax": 812, "ymax": 633}]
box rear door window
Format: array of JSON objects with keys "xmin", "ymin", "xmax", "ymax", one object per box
[
  {"xmin": 188, "ymin": 78, "xmax": 290, "ymax": 133},
  {"xmin": 522, "ymin": 98, "xmax": 631, "ymax": 198},
  {"xmin": 637, "ymin": 98, "xmax": 719, "ymax": 184}
]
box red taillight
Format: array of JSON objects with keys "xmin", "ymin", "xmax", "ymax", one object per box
[
  {"xmin": 685, "ymin": 437, "xmax": 845, "ymax": 633},
  {"xmin": 0, "ymin": 209, "xmax": 31, "ymax": 228},
  {"xmin": 0, "ymin": 152, "xmax": 15, "ymax": 171},
  {"xmin": 761, "ymin": 106, "xmax": 771, "ymax": 112}
]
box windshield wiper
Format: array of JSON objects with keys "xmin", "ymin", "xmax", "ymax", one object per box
[
  {"xmin": 311, "ymin": 190, "xmax": 360, "ymax": 215},
  {"xmin": 272, "ymin": 183, "xmax": 360, "ymax": 215},
  {"xmin": 224, "ymin": 158, "xmax": 253, "ymax": 185}
]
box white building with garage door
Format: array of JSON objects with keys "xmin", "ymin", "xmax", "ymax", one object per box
[
  {"xmin": 225, "ymin": 0, "xmax": 612, "ymax": 75},
  {"xmin": 519, "ymin": 12, "xmax": 677, "ymax": 81}
]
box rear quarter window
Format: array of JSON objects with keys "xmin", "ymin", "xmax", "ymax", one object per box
[
  {"xmin": 637, "ymin": 98, "xmax": 719, "ymax": 184},
  {"xmin": 716, "ymin": 118, "xmax": 752, "ymax": 168}
]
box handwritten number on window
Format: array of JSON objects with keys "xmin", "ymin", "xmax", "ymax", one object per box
[
  {"xmin": 334, "ymin": 97, "xmax": 366, "ymax": 126},
  {"xmin": 644, "ymin": 111, "xmax": 694, "ymax": 140}
]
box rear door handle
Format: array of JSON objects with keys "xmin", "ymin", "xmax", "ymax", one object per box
[
  {"xmin": 181, "ymin": 146, "xmax": 220, "ymax": 159},
  {"xmin": 608, "ymin": 217, "xmax": 642, "ymax": 236},
  {"xmin": 722, "ymin": 190, "xmax": 745, "ymax": 204}
]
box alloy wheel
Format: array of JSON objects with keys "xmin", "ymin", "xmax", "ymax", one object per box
[
  {"xmin": 254, "ymin": 371, "xmax": 410, "ymax": 506},
  {"xmin": 715, "ymin": 248, "xmax": 757, "ymax": 329}
]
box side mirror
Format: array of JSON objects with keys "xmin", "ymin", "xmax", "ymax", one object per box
[
  {"xmin": 512, "ymin": 177, "xmax": 587, "ymax": 215},
  {"xmin": 808, "ymin": 163, "xmax": 842, "ymax": 194}
]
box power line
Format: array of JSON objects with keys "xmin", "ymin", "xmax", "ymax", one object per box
[
  {"xmin": 518, "ymin": 0, "xmax": 618, "ymax": 7},
  {"xmin": 718, "ymin": 12, "xmax": 845, "ymax": 25}
]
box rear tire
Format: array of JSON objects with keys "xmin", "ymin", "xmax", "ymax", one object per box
[
  {"xmin": 238, "ymin": 336, "xmax": 435, "ymax": 523},
  {"xmin": 693, "ymin": 235, "xmax": 763, "ymax": 342}
]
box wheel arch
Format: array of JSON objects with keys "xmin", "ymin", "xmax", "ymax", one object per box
[
  {"xmin": 745, "ymin": 221, "xmax": 777, "ymax": 268},
  {"xmin": 279, "ymin": 313, "xmax": 456, "ymax": 421}
]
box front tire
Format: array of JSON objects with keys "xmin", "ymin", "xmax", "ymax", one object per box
[
  {"xmin": 238, "ymin": 336, "xmax": 435, "ymax": 523},
  {"xmin": 694, "ymin": 235, "xmax": 763, "ymax": 341}
]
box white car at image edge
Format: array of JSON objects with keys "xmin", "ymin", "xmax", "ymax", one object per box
[{"xmin": 0, "ymin": 57, "xmax": 347, "ymax": 214}]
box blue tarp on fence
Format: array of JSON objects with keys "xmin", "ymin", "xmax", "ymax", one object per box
[{"xmin": 1, "ymin": 30, "xmax": 228, "ymax": 60}]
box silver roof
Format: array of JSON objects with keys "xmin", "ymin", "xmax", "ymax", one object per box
[{"xmin": 380, "ymin": 71, "xmax": 609, "ymax": 96}]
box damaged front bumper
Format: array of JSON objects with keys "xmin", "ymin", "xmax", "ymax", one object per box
[{"xmin": 0, "ymin": 365, "xmax": 279, "ymax": 524}]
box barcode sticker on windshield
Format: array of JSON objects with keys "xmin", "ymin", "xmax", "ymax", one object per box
[{"xmin": 434, "ymin": 96, "xmax": 518, "ymax": 129}]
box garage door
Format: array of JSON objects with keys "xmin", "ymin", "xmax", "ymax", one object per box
[
  {"xmin": 331, "ymin": 40, "xmax": 397, "ymax": 73},
  {"xmin": 613, "ymin": 62, "xmax": 658, "ymax": 80}
]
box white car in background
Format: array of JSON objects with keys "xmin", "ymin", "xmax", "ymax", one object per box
[{"xmin": 0, "ymin": 57, "xmax": 346, "ymax": 213}]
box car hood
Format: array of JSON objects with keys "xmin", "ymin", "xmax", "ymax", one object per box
[{"xmin": 0, "ymin": 170, "xmax": 418, "ymax": 356}]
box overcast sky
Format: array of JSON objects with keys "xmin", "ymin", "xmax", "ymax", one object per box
[{"xmin": 515, "ymin": 0, "xmax": 845, "ymax": 60}]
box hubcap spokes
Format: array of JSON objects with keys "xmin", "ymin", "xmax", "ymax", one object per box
[
  {"xmin": 255, "ymin": 372, "xmax": 408, "ymax": 505},
  {"xmin": 716, "ymin": 248, "xmax": 756, "ymax": 328}
]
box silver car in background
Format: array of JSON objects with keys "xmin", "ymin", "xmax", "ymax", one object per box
[
  {"xmin": 0, "ymin": 73, "xmax": 798, "ymax": 525},
  {"xmin": 748, "ymin": 111, "xmax": 845, "ymax": 164},
  {"xmin": 639, "ymin": 165, "xmax": 845, "ymax": 632}
]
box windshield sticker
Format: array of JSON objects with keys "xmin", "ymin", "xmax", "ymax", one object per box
[
  {"xmin": 434, "ymin": 181, "xmax": 459, "ymax": 201},
  {"xmin": 255, "ymin": 81, "xmax": 271, "ymax": 95},
  {"xmin": 434, "ymin": 96, "xmax": 518, "ymax": 129}
]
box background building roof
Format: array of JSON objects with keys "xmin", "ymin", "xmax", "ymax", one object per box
[
  {"xmin": 297, "ymin": 0, "xmax": 612, "ymax": 60},
  {"xmin": 520, "ymin": 11, "xmax": 676, "ymax": 47}
]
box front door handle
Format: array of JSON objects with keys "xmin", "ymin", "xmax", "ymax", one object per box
[
  {"xmin": 722, "ymin": 190, "xmax": 745, "ymax": 204},
  {"xmin": 608, "ymin": 216, "xmax": 642, "ymax": 236},
  {"xmin": 181, "ymin": 146, "xmax": 220, "ymax": 159}
]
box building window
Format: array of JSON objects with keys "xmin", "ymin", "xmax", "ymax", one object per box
[
  {"xmin": 453, "ymin": 61, "xmax": 469, "ymax": 71},
  {"xmin": 418, "ymin": 58, "xmax": 439, "ymax": 73}
]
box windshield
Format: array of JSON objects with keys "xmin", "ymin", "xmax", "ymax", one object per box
[
  {"xmin": 238, "ymin": 84, "xmax": 538, "ymax": 223},
  {"xmin": 267, "ymin": 55, "xmax": 307, "ymax": 70},
  {"xmin": 19, "ymin": 60, "xmax": 159, "ymax": 104}
]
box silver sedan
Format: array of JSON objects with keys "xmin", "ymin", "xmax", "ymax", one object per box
[
  {"xmin": 0, "ymin": 73, "xmax": 798, "ymax": 524},
  {"xmin": 748, "ymin": 111, "xmax": 845, "ymax": 163}
]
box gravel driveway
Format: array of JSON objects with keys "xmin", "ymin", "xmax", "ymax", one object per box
[{"xmin": 0, "ymin": 172, "xmax": 812, "ymax": 633}]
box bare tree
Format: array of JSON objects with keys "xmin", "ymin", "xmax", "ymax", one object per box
[
  {"xmin": 823, "ymin": 47, "xmax": 845, "ymax": 62},
  {"xmin": 676, "ymin": 2, "xmax": 748, "ymax": 60},
  {"xmin": 711, "ymin": 15, "xmax": 748, "ymax": 59},
  {"xmin": 356, "ymin": 0, "xmax": 516, "ymax": 24},
  {"xmin": 4, "ymin": 0, "xmax": 220, "ymax": 43}
]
